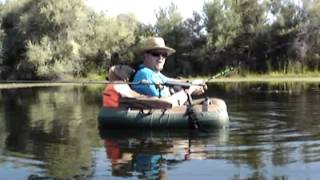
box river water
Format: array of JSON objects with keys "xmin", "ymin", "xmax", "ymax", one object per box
[{"xmin": 0, "ymin": 82, "xmax": 320, "ymax": 179}]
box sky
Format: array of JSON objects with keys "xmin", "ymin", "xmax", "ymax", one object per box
[{"xmin": 85, "ymin": 0, "xmax": 208, "ymax": 24}]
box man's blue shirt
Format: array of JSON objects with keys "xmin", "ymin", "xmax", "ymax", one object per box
[{"xmin": 132, "ymin": 65, "xmax": 170, "ymax": 97}]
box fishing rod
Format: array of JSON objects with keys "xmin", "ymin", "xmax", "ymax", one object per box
[
  {"xmin": 0, "ymin": 79, "xmax": 205, "ymax": 87},
  {"xmin": 205, "ymin": 65, "xmax": 238, "ymax": 83},
  {"xmin": 143, "ymin": 65, "xmax": 239, "ymax": 90},
  {"xmin": 0, "ymin": 64, "xmax": 239, "ymax": 87},
  {"xmin": 199, "ymin": 64, "xmax": 239, "ymax": 115}
]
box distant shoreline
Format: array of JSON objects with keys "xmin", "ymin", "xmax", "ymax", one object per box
[
  {"xmin": 1, "ymin": 77, "xmax": 320, "ymax": 89},
  {"xmin": 209, "ymin": 77, "xmax": 320, "ymax": 82},
  {"xmin": 0, "ymin": 83, "xmax": 89, "ymax": 89}
]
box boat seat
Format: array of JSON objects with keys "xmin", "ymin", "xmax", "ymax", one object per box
[{"xmin": 120, "ymin": 97, "xmax": 173, "ymax": 109}]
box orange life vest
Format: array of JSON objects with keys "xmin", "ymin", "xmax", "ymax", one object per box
[{"xmin": 103, "ymin": 85, "xmax": 121, "ymax": 108}]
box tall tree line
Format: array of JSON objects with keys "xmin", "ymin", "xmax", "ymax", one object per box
[{"xmin": 0, "ymin": 0, "xmax": 319, "ymax": 80}]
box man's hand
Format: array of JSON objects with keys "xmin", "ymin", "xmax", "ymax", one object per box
[
  {"xmin": 189, "ymin": 85, "xmax": 205, "ymax": 95},
  {"xmin": 190, "ymin": 79, "xmax": 207, "ymax": 95}
]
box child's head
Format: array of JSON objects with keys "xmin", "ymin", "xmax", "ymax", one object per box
[{"xmin": 108, "ymin": 65, "xmax": 135, "ymax": 81}]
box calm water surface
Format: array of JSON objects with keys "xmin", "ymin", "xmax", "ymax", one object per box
[{"xmin": 0, "ymin": 83, "xmax": 320, "ymax": 179}]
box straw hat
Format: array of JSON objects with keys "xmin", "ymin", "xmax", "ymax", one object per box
[
  {"xmin": 140, "ymin": 37, "xmax": 176, "ymax": 55},
  {"xmin": 108, "ymin": 65, "xmax": 135, "ymax": 81}
]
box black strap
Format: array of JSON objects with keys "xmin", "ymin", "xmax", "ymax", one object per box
[
  {"xmin": 185, "ymin": 106, "xmax": 200, "ymax": 129},
  {"xmin": 183, "ymin": 88, "xmax": 200, "ymax": 129},
  {"xmin": 129, "ymin": 65, "xmax": 144, "ymax": 83}
]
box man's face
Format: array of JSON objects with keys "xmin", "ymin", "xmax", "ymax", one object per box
[{"xmin": 144, "ymin": 50, "xmax": 168, "ymax": 72}]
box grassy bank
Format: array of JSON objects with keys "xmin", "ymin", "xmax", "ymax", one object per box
[
  {"xmin": 208, "ymin": 71, "xmax": 320, "ymax": 82},
  {"xmin": 0, "ymin": 82, "xmax": 88, "ymax": 89},
  {"xmin": 210, "ymin": 76, "xmax": 320, "ymax": 82},
  {"xmin": 1, "ymin": 73, "xmax": 320, "ymax": 89}
]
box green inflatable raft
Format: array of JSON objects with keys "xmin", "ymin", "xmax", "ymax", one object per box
[{"xmin": 98, "ymin": 97, "xmax": 229, "ymax": 129}]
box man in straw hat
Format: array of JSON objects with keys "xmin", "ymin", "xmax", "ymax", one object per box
[{"xmin": 131, "ymin": 37, "xmax": 205, "ymax": 106}]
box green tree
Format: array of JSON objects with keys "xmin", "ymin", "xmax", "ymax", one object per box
[
  {"xmin": 83, "ymin": 13, "xmax": 139, "ymax": 75},
  {"xmin": 168, "ymin": 12, "xmax": 208, "ymax": 76},
  {"xmin": 232, "ymin": 0, "xmax": 270, "ymax": 72},
  {"xmin": 202, "ymin": 0, "xmax": 310, "ymax": 74},
  {"xmin": 0, "ymin": 21, "xmax": 5, "ymax": 79},
  {"xmin": 267, "ymin": 0, "xmax": 307, "ymax": 73},
  {"xmin": 1, "ymin": 0, "xmax": 91, "ymax": 79},
  {"xmin": 301, "ymin": 0, "xmax": 320, "ymax": 70},
  {"xmin": 0, "ymin": 0, "xmax": 139, "ymax": 79},
  {"xmin": 154, "ymin": 3, "xmax": 190, "ymax": 76},
  {"xmin": 204, "ymin": 0, "xmax": 242, "ymax": 52},
  {"xmin": 202, "ymin": 0, "xmax": 244, "ymax": 74},
  {"xmin": 155, "ymin": 3, "xmax": 183, "ymax": 36}
]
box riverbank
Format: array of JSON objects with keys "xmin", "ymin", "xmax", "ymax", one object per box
[
  {"xmin": 203, "ymin": 71, "xmax": 320, "ymax": 82},
  {"xmin": 0, "ymin": 82, "xmax": 87, "ymax": 89},
  {"xmin": 209, "ymin": 76, "xmax": 320, "ymax": 82},
  {"xmin": 1, "ymin": 75, "xmax": 320, "ymax": 89}
]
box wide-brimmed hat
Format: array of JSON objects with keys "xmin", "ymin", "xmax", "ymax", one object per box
[
  {"xmin": 140, "ymin": 37, "xmax": 176, "ymax": 55},
  {"xmin": 108, "ymin": 65, "xmax": 135, "ymax": 82}
]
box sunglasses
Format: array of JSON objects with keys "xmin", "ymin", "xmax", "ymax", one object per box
[{"xmin": 147, "ymin": 51, "xmax": 168, "ymax": 58}]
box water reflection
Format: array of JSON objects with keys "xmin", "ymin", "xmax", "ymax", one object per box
[
  {"xmin": 0, "ymin": 82, "xmax": 320, "ymax": 179},
  {"xmin": 0, "ymin": 86, "xmax": 103, "ymax": 178},
  {"xmin": 99, "ymin": 128, "xmax": 229, "ymax": 180},
  {"xmin": 206, "ymin": 82, "xmax": 320, "ymax": 179}
]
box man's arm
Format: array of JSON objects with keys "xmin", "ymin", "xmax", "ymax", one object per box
[{"xmin": 132, "ymin": 70, "xmax": 167, "ymax": 97}]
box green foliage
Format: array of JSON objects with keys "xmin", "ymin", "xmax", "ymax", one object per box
[
  {"xmin": 204, "ymin": 0, "xmax": 242, "ymax": 51},
  {"xmin": 201, "ymin": 0, "xmax": 319, "ymax": 74},
  {"xmin": 26, "ymin": 37, "xmax": 52, "ymax": 77},
  {"xmin": 155, "ymin": 3, "xmax": 183, "ymax": 36},
  {"xmin": 0, "ymin": 0, "xmax": 320, "ymax": 80},
  {"xmin": 153, "ymin": 3, "xmax": 185, "ymax": 76},
  {"xmin": 0, "ymin": 25, "xmax": 4, "ymax": 67},
  {"xmin": 0, "ymin": 0, "xmax": 139, "ymax": 79},
  {"xmin": 83, "ymin": 13, "xmax": 139, "ymax": 76},
  {"xmin": 301, "ymin": 0, "xmax": 320, "ymax": 70}
]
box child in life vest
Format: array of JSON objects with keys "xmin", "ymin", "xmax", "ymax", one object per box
[
  {"xmin": 103, "ymin": 65, "xmax": 142, "ymax": 108},
  {"xmin": 103, "ymin": 65, "xmax": 200, "ymax": 108}
]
